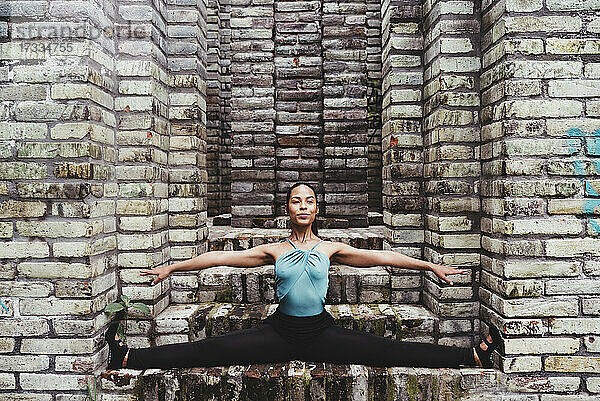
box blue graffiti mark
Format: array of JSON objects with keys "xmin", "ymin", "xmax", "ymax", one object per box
[
  {"xmin": 0, "ymin": 301, "xmax": 8, "ymax": 313},
  {"xmin": 583, "ymin": 200, "xmax": 600, "ymax": 214},
  {"xmin": 590, "ymin": 219, "xmax": 600, "ymax": 235},
  {"xmin": 568, "ymin": 128, "xmax": 600, "ymax": 137},
  {"xmin": 567, "ymin": 128, "xmax": 600, "ymax": 214},
  {"xmin": 587, "ymin": 138, "xmax": 600, "ymax": 156},
  {"xmin": 568, "ymin": 128, "xmax": 585, "ymax": 137},
  {"xmin": 573, "ymin": 160, "xmax": 587, "ymax": 175},
  {"xmin": 587, "ymin": 181, "xmax": 600, "ymax": 197}
]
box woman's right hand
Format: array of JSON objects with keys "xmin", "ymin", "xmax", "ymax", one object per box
[{"xmin": 140, "ymin": 265, "xmax": 173, "ymax": 285}]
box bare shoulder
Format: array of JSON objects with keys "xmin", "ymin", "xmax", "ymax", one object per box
[
  {"xmin": 261, "ymin": 240, "xmax": 296, "ymax": 262},
  {"xmin": 316, "ymin": 239, "xmax": 346, "ymax": 259}
]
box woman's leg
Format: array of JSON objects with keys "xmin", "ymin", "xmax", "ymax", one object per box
[
  {"xmin": 126, "ymin": 323, "xmax": 300, "ymax": 369},
  {"xmin": 299, "ymin": 325, "xmax": 475, "ymax": 368}
]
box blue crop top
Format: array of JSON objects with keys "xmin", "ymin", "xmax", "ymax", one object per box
[{"xmin": 274, "ymin": 238, "xmax": 330, "ymax": 317}]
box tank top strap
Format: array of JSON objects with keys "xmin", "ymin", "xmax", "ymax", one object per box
[
  {"xmin": 309, "ymin": 239, "xmax": 323, "ymax": 251},
  {"xmin": 281, "ymin": 238, "xmax": 298, "ymax": 249}
]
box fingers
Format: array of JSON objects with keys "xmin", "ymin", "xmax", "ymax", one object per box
[{"xmin": 139, "ymin": 269, "xmax": 156, "ymax": 276}]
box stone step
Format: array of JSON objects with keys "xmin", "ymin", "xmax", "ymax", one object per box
[
  {"xmin": 171, "ymin": 265, "xmax": 421, "ymax": 305},
  {"xmin": 149, "ymin": 302, "xmax": 438, "ymax": 346},
  {"xmin": 102, "ymin": 365, "xmax": 507, "ymax": 401},
  {"xmin": 206, "ymin": 222, "xmax": 385, "ymax": 251},
  {"xmin": 368, "ymin": 211, "xmax": 383, "ymax": 226}
]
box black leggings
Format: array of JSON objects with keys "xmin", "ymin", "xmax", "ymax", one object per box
[{"xmin": 127, "ymin": 323, "xmax": 475, "ymax": 369}]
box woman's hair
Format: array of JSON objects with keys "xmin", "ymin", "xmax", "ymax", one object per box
[{"xmin": 285, "ymin": 182, "xmax": 319, "ymax": 236}]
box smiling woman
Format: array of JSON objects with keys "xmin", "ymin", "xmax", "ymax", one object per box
[{"xmin": 106, "ymin": 182, "xmax": 501, "ymax": 371}]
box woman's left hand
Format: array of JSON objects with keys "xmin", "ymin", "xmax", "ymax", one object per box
[{"xmin": 428, "ymin": 263, "xmax": 469, "ymax": 285}]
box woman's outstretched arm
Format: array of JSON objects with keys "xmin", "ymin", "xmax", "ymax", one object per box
[
  {"xmin": 331, "ymin": 243, "xmax": 468, "ymax": 285},
  {"xmin": 140, "ymin": 244, "xmax": 274, "ymax": 285}
]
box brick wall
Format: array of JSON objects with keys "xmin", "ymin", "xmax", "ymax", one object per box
[
  {"xmin": 480, "ymin": 0, "xmax": 600, "ymax": 391},
  {"xmin": 1, "ymin": 0, "xmax": 119, "ymax": 396},
  {"xmin": 421, "ymin": 0, "xmax": 481, "ymax": 348},
  {"xmin": 0, "ymin": 0, "xmax": 208, "ymax": 398},
  {"xmin": 380, "ymin": 0, "xmax": 424, "ymax": 304},
  {"xmin": 2, "ymin": 0, "xmax": 600, "ymax": 399}
]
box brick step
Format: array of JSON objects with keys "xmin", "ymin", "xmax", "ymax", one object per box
[
  {"xmin": 102, "ymin": 365, "xmax": 506, "ymax": 401},
  {"xmin": 171, "ymin": 265, "xmax": 421, "ymax": 305},
  {"xmin": 207, "ymin": 223, "xmax": 385, "ymax": 251},
  {"xmin": 212, "ymin": 213, "xmax": 385, "ymax": 228},
  {"xmin": 368, "ymin": 211, "xmax": 383, "ymax": 226},
  {"xmin": 148, "ymin": 302, "xmax": 438, "ymax": 346}
]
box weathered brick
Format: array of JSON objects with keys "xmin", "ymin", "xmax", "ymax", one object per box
[
  {"xmin": 546, "ymin": 280, "xmax": 600, "ymax": 295},
  {"xmin": 546, "ymin": 0, "xmax": 600, "ymax": 11},
  {"xmin": 0, "ymin": 373, "xmax": 15, "ymax": 390},
  {"xmin": 0, "ymin": 338, "xmax": 14, "ymax": 353},
  {"xmin": 0, "ymin": 162, "xmax": 47, "ymax": 179},
  {"xmin": 0, "ymin": 242, "xmax": 49, "ymax": 259},
  {"xmin": 501, "ymin": 356, "xmax": 542, "ymax": 373},
  {"xmin": 550, "ymin": 318, "xmax": 600, "ymax": 334},
  {"xmin": 508, "ymin": 376, "xmax": 580, "ymax": 393},
  {"xmin": 0, "ymin": 356, "xmax": 49, "ymax": 372},
  {"xmin": 549, "ymin": 80, "xmax": 600, "ymax": 98},
  {"xmin": 546, "ymin": 239, "xmax": 600, "ymax": 257},
  {"xmin": 20, "ymin": 299, "xmax": 92, "ymax": 316},
  {"xmin": 502, "ymin": 261, "xmax": 579, "ymax": 278},
  {"xmin": 501, "ymin": 298, "xmax": 579, "ymax": 317},
  {"xmin": 545, "ymin": 356, "xmax": 600, "ymax": 372},
  {"xmin": 20, "ymin": 373, "xmax": 87, "ymax": 391},
  {"xmin": 16, "ymin": 221, "xmax": 102, "ymax": 238},
  {"xmin": 506, "ymin": 61, "xmax": 582, "ymax": 79},
  {"xmin": 0, "ymin": 281, "xmax": 52, "ymax": 297}
]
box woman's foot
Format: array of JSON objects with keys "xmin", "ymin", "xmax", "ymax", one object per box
[
  {"xmin": 106, "ymin": 323, "xmax": 129, "ymax": 370},
  {"xmin": 473, "ymin": 324, "xmax": 501, "ymax": 368}
]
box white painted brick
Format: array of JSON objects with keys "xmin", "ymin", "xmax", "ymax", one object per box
[
  {"xmin": 0, "ymin": 373, "xmax": 15, "ymax": 389},
  {"xmin": 0, "ymin": 242, "xmax": 49, "ymax": 258},
  {"xmin": 549, "ymin": 80, "xmax": 600, "ymax": 98},
  {"xmin": 20, "ymin": 373, "xmax": 86, "ymax": 390},
  {"xmin": 503, "ymin": 261, "xmax": 579, "ymax": 278},
  {"xmin": 21, "ymin": 337, "xmax": 97, "ymax": 354},
  {"xmin": 546, "ymin": 280, "xmax": 600, "ymax": 295},
  {"xmin": 504, "ymin": 338, "xmax": 579, "ymax": 354},
  {"xmin": 546, "ymin": 239, "xmax": 600, "ymax": 257},
  {"xmin": 550, "ymin": 318, "xmax": 600, "ymax": 334},
  {"xmin": 20, "ymin": 299, "xmax": 92, "ymax": 316},
  {"xmin": 501, "ymin": 355, "xmax": 542, "ymax": 372},
  {"xmin": 508, "ymin": 376, "xmax": 580, "ymax": 393},
  {"xmin": 0, "ymin": 338, "xmax": 14, "ymax": 353},
  {"xmin": 501, "ymin": 100, "xmax": 583, "ymax": 118},
  {"xmin": 17, "ymin": 262, "xmax": 95, "ymax": 279},
  {"xmin": 0, "ymin": 356, "xmax": 49, "ymax": 372},
  {"xmin": 504, "ymin": 16, "xmax": 581, "ymax": 32},
  {"xmin": 0, "ymin": 318, "xmax": 50, "ymax": 337}
]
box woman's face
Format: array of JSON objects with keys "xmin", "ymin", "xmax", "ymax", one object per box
[{"xmin": 287, "ymin": 185, "xmax": 318, "ymax": 228}]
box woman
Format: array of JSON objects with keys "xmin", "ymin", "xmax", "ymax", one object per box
[{"xmin": 106, "ymin": 182, "xmax": 500, "ymax": 370}]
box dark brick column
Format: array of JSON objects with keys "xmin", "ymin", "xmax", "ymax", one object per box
[
  {"xmin": 322, "ymin": 0, "xmax": 369, "ymax": 228},
  {"xmin": 229, "ymin": 0, "xmax": 276, "ymax": 228},
  {"xmin": 274, "ymin": 0, "xmax": 324, "ymax": 213},
  {"xmin": 381, "ymin": 0, "xmax": 424, "ymax": 303}
]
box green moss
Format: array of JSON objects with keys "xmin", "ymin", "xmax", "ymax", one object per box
[
  {"xmin": 356, "ymin": 319, "xmax": 366, "ymax": 332},
  {"xmin": 374, "ymin": 319, "xmax": 386, "ymax": 336},
  {"xmin": 406, "ymin": 374, "xmax": 419, "ymax": 401},
  {"xmin": 214, "ymin": 287, "xmax": 233, "ymax": 302},
  {"xmin": 431, "ymin": 375, "xmax": 440, "ymax": 401},
  {"xmin": 205, "ymin": 318, "xmax": 212, "ymax": 337},
  {"xmin": 385, "ymin": 371, "xmax": 396, "ymax": 401},
  {"xmin": 368, "ymin": 379, "xmax": 375, "ymax": 401},
  {"xmin": 303, "ymin": 370, "xmax": 311, "ymax": 400},
  {"xmin": 452, "ymin": 377, "xmax": 467, "ymax": 400}
]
